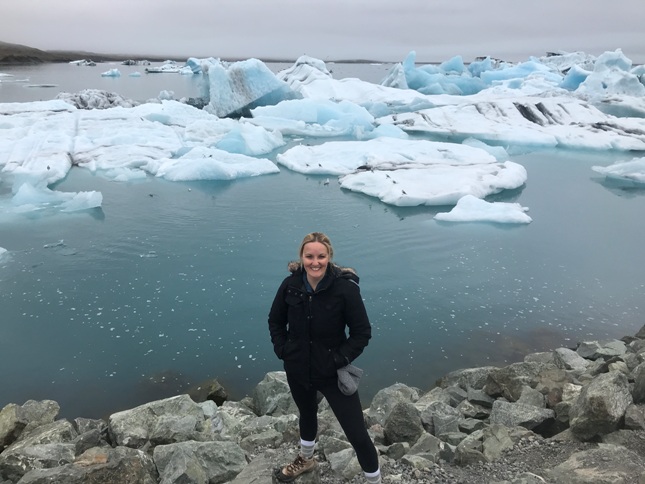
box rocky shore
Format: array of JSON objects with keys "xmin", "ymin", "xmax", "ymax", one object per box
[{"xmin": 2, "ymin": 325, "xmax": 645, "ymax": 484}]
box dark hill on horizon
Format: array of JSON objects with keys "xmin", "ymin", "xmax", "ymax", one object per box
[{"xmin": 0, "ymin": 40, "xmax": 180, "ymax": 65}]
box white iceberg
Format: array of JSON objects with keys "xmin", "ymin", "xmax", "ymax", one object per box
[
  {"xmin": 101, "ymin": 68, "xmax": 121, "ymax": 77},
  {"xmin": 434, "ymin": 194, "xmax": 532, "ymax": 223},
  {"xmin": 277, "ymin": 137, "xmax": 526, "ymax": 206},
  {"xmin": 592, "ymin": 157, "xmax": 645, "ymax": 184}
]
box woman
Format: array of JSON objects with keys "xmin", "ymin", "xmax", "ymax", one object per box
[{"xmin": 268, "ymin": 232, "xmax": 381, "ymax": 483}]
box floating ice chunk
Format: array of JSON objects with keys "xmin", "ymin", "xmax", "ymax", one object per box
[
  {"xmin": 203, "ymin": 58, "xmax": 299, "ymax": 118},
  {"xmin": 592, "ymin": 157, "xmax": 645, "ymax": 184},
  {"xmin": 250, "ymin": 98, "xmax": 374, "ymax": 137},
  {"xmin": 340, "ymin": 161, "xmax": 527, "ymax": 207},
  {"xmin": 147, "ymin": 146, "xmax": 279, "ymax": 181},
  {"xmin": 61, "ymin": 191, "xmax": 103, "ymax": 212},
  {"xmin": 11, "ymin": 182, "xmax": 102, "ymax": 213},
  {"xmin": 434, "ymin": 194, "xmax": 532, "ymax": 223},
  {"xmin": 378, "ymin": 97, "xmax": 645, "ymax": 151},
  {"xmin": 0, "ymin": 247, "xmax": 7, "ymax": 261},
  {"xmin": 101, "ymin": 69, "xmax": 121, "ymax": 77},
  {"xmin": 278, "ymin": 137, "xmax": 501, "ymax": 176},
  {"xmin": 278, "ymin": 55, "xmax": 436, "ymax": 115},
  {"xmin": 129, "ymin": 71, "xmax": 142, "ymax": 77}
]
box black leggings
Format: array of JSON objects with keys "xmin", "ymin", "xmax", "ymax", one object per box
[{"xmin": 286, "ymin": 373, "xmax": 379, "ymax": 473}]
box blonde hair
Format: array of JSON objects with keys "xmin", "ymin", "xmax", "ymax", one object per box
[{"xmin": 299, "ymin": 232, "xmax": 334, "ymax": 261}]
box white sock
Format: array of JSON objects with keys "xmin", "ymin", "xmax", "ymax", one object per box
[
  {"xmin": 365, "ymin": 468, "xmax": 381, "ymax": 483},
  {"xmin": 300, "ymin": 438, "xmax": 315, "ymax": 459}
]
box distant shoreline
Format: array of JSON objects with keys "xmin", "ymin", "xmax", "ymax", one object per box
[{"xmin": 0, "ymin": 40, "xmax": 385, "ymax": 66}]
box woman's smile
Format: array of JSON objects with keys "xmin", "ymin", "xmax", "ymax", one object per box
[{"xmin": 301, "ymin": 241, "xmax": 329, "ymax": 289}]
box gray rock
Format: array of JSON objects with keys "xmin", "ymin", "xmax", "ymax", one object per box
[
  {"xmin": 384, "ymin": 402, "xmax": 423, "ymax": 445},
  {"xmin": 458, "ymin": 418, "xmax": 488, "ymax": 434},
  {"xmin": 0, "ymin": 420, "xmax": 78, "ymax": 481},
  {"xmin": 415, "ymin": 386, "xmax": 452, "ymax": 407},
  {"xmin": 517, "ymin": 385, "xmax": 546, "ymax": 408},
  {"xmin": 546, "ymin": 444, "xmax": 645, "ymax": 483},
  {"xmin": 408, "ymin": 431, "xmax": 452, "ymax": 463},
  {"xmin": 16, "ymin": 446, "xmax": 158, "ymax": 484},
  {"xmin": 624, "ymin": 404, "xmax": 645, "ymax": 430},
  {"xmin": 327, "ymin": 447, "xmax": 361, "ymax": 480},
  {"xmin": 383, "ymin": 441, "xmax": 409, "ymax": 460},
  {"xmin": 0, "ymin": 443, "xmax": 75, "ymax": 482},
  {"xmin": 0, "ymin": 404, "xmax": 27, "ymax": 450},
  {"xmin": 467, "ymin": 387, "xmax": 495, "ymax": 408},
  {"xmin": 108, "ymin": 394, "xmax": 214, "ymax": 449},
  {"xmin": 635, "ymin": 324, "xmax": 645, "ymax": 339},
  {"xmin": 365, "ymin": 382, "xmax": 420, "ymax": 427},
  {"xmin": 251, "ymin": 372, "xmax": 298, "ymax": 417},
  {"xmin": 533, "ymin": 367, "xmax": 569, "ymax": 408},
  {"xmin": 481, "ymin": 424, "xmax": 515, "ymax": 461},
  {"xmin": 490, "ymin": 400, "xmax": 555, "ymax": 432},
  {"xmin": 153, "ymin": 440, "xmax": 246, "ymax": 484},
  {"xmin": 485, "ymin": 362, "xmax": 552, "ymax": 402},
  {"xmin": 576, "ymin": 340, "xmax": 626, "ymax": 360},
  {"xmin": 454, "ymin": 429, "xmax": 485, "ymax": 466},
  {"xmin": 436, "ymin": 366, "xmax": 498, "ymax": 390},
  {"xmin": 456, "ymin": 399, "xmax": 490, "ymax": 419},
  {"xmin": 569, "ymin": 371, "xmax": 633, "ymax": 441},
  {"xmin": 418, "ymin": 401, "xmax": 460, "ymax": 435},
  {"xmin": 553, "ymin": 348, "xmax": 589, "ymax": 371},
  {"xmin": 632, "ymin": 361, "xmax": 645, "ymax": 404}
]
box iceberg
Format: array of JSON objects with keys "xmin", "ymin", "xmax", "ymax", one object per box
[
  {"xmin": 377, "ymin": 97, "xmax": 645, "ymax": 151},
  {"xmin": 202, "ymin": 58, "xmax": 300, "ymax": 118},
  {"xmin": 145, "ymin": 146, "xmax": 279, "ymax": 181},
  {"xmin": 592, "ymin": 157, "xmax": 645, "ymax": 185},
  {"xmin": 434, "ymin": 194, "xmax": 532, "ymax": 223},
  {"xmin": 277, "ymin": 137, "xmax": 525, "ymax": 206},
  {"xmin": 100, "ymin": 68, "xmax": 121, "ymax": 77}
]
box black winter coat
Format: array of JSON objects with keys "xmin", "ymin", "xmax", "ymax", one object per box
[{"xmin": 268, "ymin": 262, "xmax": 372, "ymax": 387}]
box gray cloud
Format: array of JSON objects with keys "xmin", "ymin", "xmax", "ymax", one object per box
[{"xmin": 3, "ymin": 0, "xmax": 644, "ymax": 63}]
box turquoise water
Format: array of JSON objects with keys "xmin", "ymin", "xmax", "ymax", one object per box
[{"xmin": 1, "ymin": 64, "xmax": 644, "ymax": 419}]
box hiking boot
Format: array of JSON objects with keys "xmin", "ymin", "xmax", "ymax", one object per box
[{"xmin": 274, "ymin": 454, "xmax": 317, "ymax": 482}]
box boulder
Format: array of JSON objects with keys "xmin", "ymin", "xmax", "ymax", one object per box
[
  {"xmin": 383, "ymin": 402, "xmax": 423, "ymax": 445},
  {"xmin": 517, "ymin": 385, "xmax": 546, "ymax": 408},
  {"xmin": 0, "ymin": 404, "xmax": 27, "ymax": 450},
  {"xmin": 327, "ymin": 447, "xmax": 361, "ymax": 480},
  {"xmin": 16, "ymin": 446, "xmax": 158, "ymax": 484},
  {"xmin": 632, "ymin": 361, "xmax": 645, "ymax": 404},
  {"xmin": 0, "ymin": 419, "xmax": 78, "ymax": 480},
  {"xmin": 576, "ymin": 340, "xmax": 626, "ymax": 360},
  {"xmin": 553, "ymin": 348, "xmax": 589, "ymax": 371},
  {"xmin": 153, "ymin": 440, "xmax": 246, "ymax": 484},
  {"xmin": 436, "ymin": 366, "xmax": 498, "ymax": 391},
  {"xmin": 485, "ymin": 362, "xmax": 552, "ymax": 402},
  {"xmin": 108, "ymin": 394, "xmax": 218, "ymax": 449},
  {"xmin": 365, "ymin": 383, "xmax": 420, "ymax": 427},
  {"xmin": 623, "ymin": 404, "xmax": 645, "ymax": 430},
  {"xmin": 251, "ymin": 371, "xmax": 298, "ymax": 417},
  {"xmin": 418, "ymin": 401, "xmax": 460, "ymax": 435},
  {"xmin": 569, "ymin": 371, "xmax": 633, "ymax": 441},
  {"xmin": 408, "ymin": 431, "xmax": 453, "ymax": 463},
  {"xmin": 489, "ymin": 400, "xmax": 555, "ymax": 433}
]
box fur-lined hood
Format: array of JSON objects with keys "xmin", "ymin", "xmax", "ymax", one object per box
[{"xmin": 287, "ymin": 261, "xmax": 359, "ymax": 283}]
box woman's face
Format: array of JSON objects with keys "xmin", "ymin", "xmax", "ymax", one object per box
[{"xmin": 301, "ymin": 241, "xmax": 329, "ymax": 284}]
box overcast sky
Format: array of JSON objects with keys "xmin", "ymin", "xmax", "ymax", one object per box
[{"xmin": 3, "ymin": 0, "xmax": 644, "ymax": 63}]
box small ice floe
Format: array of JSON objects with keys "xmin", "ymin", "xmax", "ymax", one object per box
[
  {"xmin": 101, "ymin": 69, "xmax": 121, "ymax": 77},
  {"xmin": 434, "ymin": 194, "xmax": 532, "ymax": 224}
]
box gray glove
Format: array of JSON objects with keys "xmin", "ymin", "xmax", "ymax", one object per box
[{"xmin": 337, "ymin": 364, "xmax": 363, "ymax": 396}]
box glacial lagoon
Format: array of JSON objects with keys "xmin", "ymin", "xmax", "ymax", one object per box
[{"xmin": 1, "ymin": 59, "xmax": 644, "ymax": 419}]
